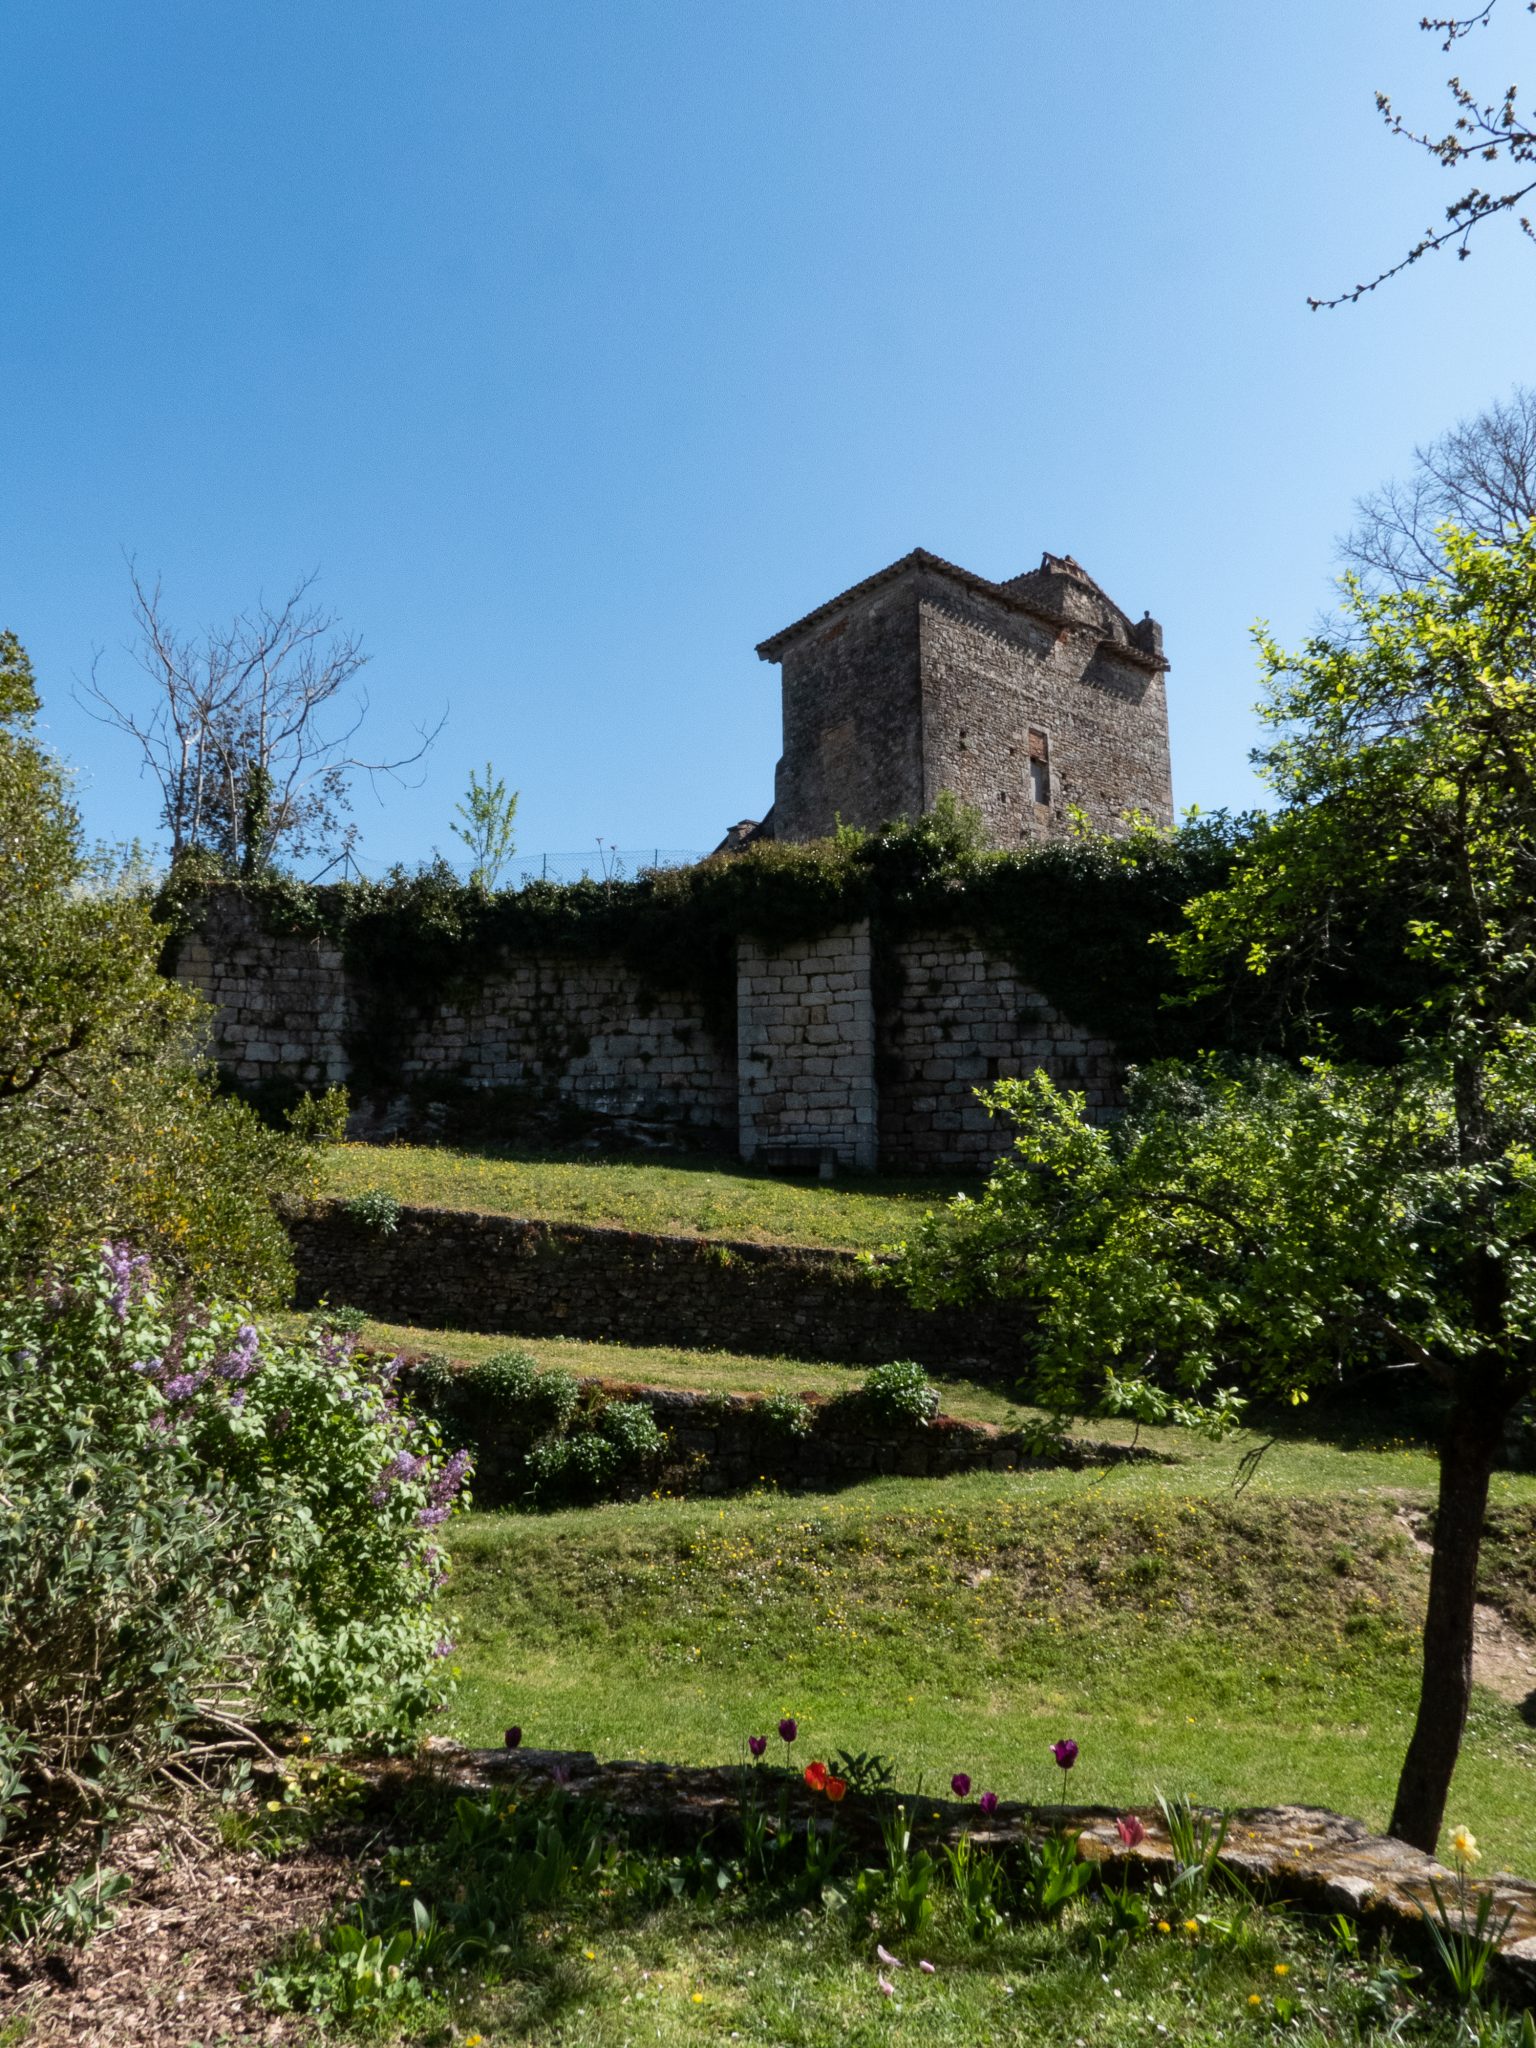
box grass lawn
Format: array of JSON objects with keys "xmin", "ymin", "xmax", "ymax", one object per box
[
  {"xmin": 267, "ymin": 1862, "xmax": 1456, "ymax": 2048},
  {"xmin": 442, "ymin": 1455, "xmax": 1536, "ymax": 1877},
  {"xmin": 305, "ymin": 1314, "xmax": 1047, "ymax": 1428},
  {"xmin": 319, "ymin": 1142, "xmax": 967, "ymax": 1249}
]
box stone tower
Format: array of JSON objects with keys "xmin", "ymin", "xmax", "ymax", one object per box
[{"xmin": 755, "ymin": 548, "xmax": 1172, "ymax": 845}]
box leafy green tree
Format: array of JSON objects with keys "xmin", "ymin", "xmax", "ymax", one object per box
[
  {"xmin": 899, "ymin": 528, "xmax": 1536, "ymax": 1854},
  {"xmin": 450, "ymin": 760, "xmax": 520, "ymax": 890},
  {"xmin": 0, "ymin": 632, "xmax": 305, "ymax": 1299}
]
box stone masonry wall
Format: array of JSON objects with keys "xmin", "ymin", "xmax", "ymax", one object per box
[
  {"xmin": 917, "ymin": 578, "xmax": 1173, "ymax": 845},
  {"xmin": 289, "ymin": 1200, "xmax": 1022, "ymax": 1368},
  {"xmin": 737, "ymin": 924, "xmax": 877, "ymax": 1172},
  {"xmin": 879, "ymin": 931, "xmax": 1122, "ymax": 1172},
  {"xmin": 395, "ymin": 959, "xmax": 733, "ymax": 1137},
  {"xmin": 175, "ymin": 892, "xmax": 353, "ymax": 1091},
  {"xmin": 176, "ymin": 893, "xmax": 1122, "ymax": 1170}
]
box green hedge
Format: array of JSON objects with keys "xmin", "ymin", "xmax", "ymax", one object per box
[{"xmin": 159, "ymin": 809, "xmax": 1259, "ymax": 1099}]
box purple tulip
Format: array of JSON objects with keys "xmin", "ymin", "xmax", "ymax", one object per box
[
  {"xmin": 504, "ymin": 1725, "xmax": 523, "ymax": 1749},
  {"xmin": 748, "ymin": 1735, "xmax": 767, "ymax": 1759},
  {"xmin": 978, "ymin": 1791, "xmax": 999, "ymax": 1817},
  {"xmin": 1051, "ymin": 1739, "xmax": 1078, "ymax": 1772},
  {"xmin": 951, "ymin": 1772, "xmax": 971, "ymax": 1797},
  {"xmin": 778, "ymin": 1718, "xmax": 797, "ymax": 1744}
]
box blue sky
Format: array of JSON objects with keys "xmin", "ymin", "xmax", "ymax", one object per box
[{"xmin": 4, "ymin": 1, "xmax": 1534, "ymax": 875}]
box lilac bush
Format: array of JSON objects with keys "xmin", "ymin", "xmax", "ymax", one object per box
[{"xmin": 0, "ymin": 1244, "xmax": 469, "ymax": 1936}]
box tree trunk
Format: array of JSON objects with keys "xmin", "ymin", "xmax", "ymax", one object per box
[{"xmin": 1387, "ymin": 1393, "xmax": 1506, "ymax": 1852}]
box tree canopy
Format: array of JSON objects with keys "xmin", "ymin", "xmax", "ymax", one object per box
[
  {"xmin": 898, "ymin": 526, "xmax": 1536, "ymax": 1854},
  {"xmin": 0, "ymin": 631, "xmax": 308, "ymax": 1300}
]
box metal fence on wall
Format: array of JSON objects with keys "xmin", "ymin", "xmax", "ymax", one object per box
[{"xmin": 513, "ymin": 849, "xmax": 705, "ymax": 888}]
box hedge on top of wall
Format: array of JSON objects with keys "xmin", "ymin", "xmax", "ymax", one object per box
[{"xmin": 155, "ymin": 806, "xmax": 1310, "ymax": 1100}]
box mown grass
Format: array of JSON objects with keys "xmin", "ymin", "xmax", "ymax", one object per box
[
  {"xmin": 443, "ymin": 1464, "xmax": 1536, "ymax": 1875},
  {"xmin": 270, "ymin": 1856, "xmax": 1462, "ymax": 2048},
  {"xmin": 320, "ymin": 1142, "xmax": 965, "ymax": 1249}
]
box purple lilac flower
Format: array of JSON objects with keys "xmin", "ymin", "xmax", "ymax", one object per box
[
  {"xmin": 978, "ymin": 1791, "xmax": 999, "ymax": 1818},
  {"xmin": 370, "ymin": 1448, "xmax": 425, "ymax": 1505},
  {"xmin": 148, "ymin": 1411, "xmax": 173, "ymax": 1435},
  {"xmin": 416, "ymin": 1447, "xmax": 472, "ymax": 1527},
  {"xmin": 163, "ymin": 1370, "xmax": 207, "ymax": 1403},
  {"xmin": 748, "ymin": 1736, "xmax": 767, "ymax": 1759},
  {"xmin": 433, "ymin": 1637, "xmax": 454, "ymax": 1658},
  {"xmin": 215, "ymin": 1323, "xmax": 261, "ymax": 1382},
  {"xmin": 102, "ymin": 1241, "xmax": 151, "ymax": 1321},
  {"xmin": 229, "ymin": 1388, "xmax": 247, "ymax": 1411},
  {"xmin": 778, "ymin": 1718, "xmax": 797, "ymax": 1744},
  {"xmin": 131, "ymin": 1358, "xmax": 164, "ymax": 1378},
  {"xmin": 951, "ymin": 1772, "xmax": 971, "ymax": 1797}
]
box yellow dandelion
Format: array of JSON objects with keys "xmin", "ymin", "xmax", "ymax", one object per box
[
  {"xmin": 584, "ymin": 1949, "xmax": 596, "ymax": 1961},
  {"xmin": 692, "ymin": 1992, "xmax": 704, "ymax": 2004},
  {"xmin": 399, "ymin": 1878, "xmax": 411, "ymax": 1887},
  {"xmin": 1157, "ymin": 1920, "xmax": 1171, "ymax": 1934},
  {"xmin": 1184, "ymin": 1918, "xmax": 1200, "ymax": 1935},
  {"xmin": 1248, "ymin": 1994, "xmax": 1262, "ymax": 2008},
  {"xmin": 1273, "ymin": 1963, "xmax": 1289, "ymax": 1977},
  {"xmin": 265, "ymin": 1799, "xmax": 282, "ymax": 1813}
]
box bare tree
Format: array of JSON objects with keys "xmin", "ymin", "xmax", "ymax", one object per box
[
  {"xmin": 1311, "ymin": 2, "xmax": 1536, "ymax": 309},
  {"xmin": 1340, "ymin": 385, "xmax": 1536, "ymax": 587},
  {"xmin": 80, "ymin": 567, "xmax": 445, "ymax": 876}
]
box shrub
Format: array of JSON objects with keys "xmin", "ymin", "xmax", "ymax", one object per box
[
  {"xmin": 0, "ymin": 636, "xmax": 309, "ymax": 1302},
  {"xmin": 286, "ymin": 1085, "xmax": 351, "ymax": 1146},
  {"xmin": 344, "ymin": 1188, "xmax": 401, "ymax": 1235},
  {"xmin": 859, "ymin": 1359, "xmax": 939, "ymax": 1430},
  {"xmin": 756, "ymin": 1390, "xmax": 815, "ymax": 1440},
  {"xmin": 523, "ymin": 1399, "xmax": 666, "ymax": 1507},
  {"xmin": 0, "ymin": 1245, "xmax": 468, "ymax": 1940}
]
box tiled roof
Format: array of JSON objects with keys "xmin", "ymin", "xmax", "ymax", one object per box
[{"xmin": 754, "ymin": 547, "xmax": 1167, "ymax": 671}]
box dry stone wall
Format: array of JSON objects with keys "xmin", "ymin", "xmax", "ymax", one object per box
[
  {"xmin": 289, "ymin": 1200, "xmax": 1023, "ymax": 1368},
  {"xmin": 175, "ymin": 893, "xmax": 352, "ymax": 1091},
  {"xmin": 175, "ymin": 891, "xmax": 1122, "ymax": 1171},
  {"xmin": 395, "ymin": 959, "xmax": 733, "ymax": 1138}
]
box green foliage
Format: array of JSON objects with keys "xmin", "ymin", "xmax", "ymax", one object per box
[
  {"xmin": 451, "ymin": 760, "xmax": 520, "ymax": 891},
  {"xmin": 284, "ymin": 1084, "xmax": 350, "ymax": 1145},
  {"xmin": 411, "ymin": 1352, "xmax": 662, "ymax": 1508},
  {"xmin": 855, "ymin": 1359, "xmax": 939, "ymax": 1430},
  {"xmin": 159, "ymin": 804, "xmax": 1254, "ymax": 1100},
  {"xmin": 344, "ymin": 1187, "xmax": 401, "ymax": 1234},
  {"xmin": 0, "ymin": 632, "xmax": 307, "ymax": 1301},
  {"xmin": 0, "ymin": 1246, "xmax": 466, "ymax": 1939},
  {"xmin": 524, "ymin": 1398, "xmax": 666, "ymax": 1507},
  {"xmin": 756, "ymin": 1389, "xmax": 815, "ymax": 1439}
]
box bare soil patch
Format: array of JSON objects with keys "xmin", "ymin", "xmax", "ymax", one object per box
[{"xmin": 0, "ymin": 1823, "xmax": 354, "ymax": 2047}]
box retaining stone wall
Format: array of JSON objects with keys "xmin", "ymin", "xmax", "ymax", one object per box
[
  {"xmin": 175, "ymin": 891, "xmax": 1124, "ymax": 1170},
  {"xmin": 880, "ymin": 932, "xmax": 1122, "ymax": 1171},
  {"xmin": 737, "ymin": 923, "xmax": 877, "ymax": 1171},
  {"xmin": 290, "ymin": 1200, "xmax": 1022, "ymax": 1369},
  {"xmin": 414, "ymin": 1370, "xmax": 1134, "ymax": 1506},
  {"xmin": 395, "ymin": 957, "xmax": 733, "ymax": 1138}
]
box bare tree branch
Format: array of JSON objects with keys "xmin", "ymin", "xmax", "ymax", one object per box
[
  {"xmin": 1340, "ymin": 385, "xmax": 1536, "ymax": 586},
  {"xmin": 1311, "ymin": 1, "xmax": 1536, "ymax": 308},
  {"xmin": 76, "ymin": 564, "xmax": 445, "ymax": 874}
]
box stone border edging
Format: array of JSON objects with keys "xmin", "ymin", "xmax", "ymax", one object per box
[
  {"xmin": 406, "ymin": 1743, "xmax": 1536, "ymax": 1998},
  {"xmin": 290, "ymin": 1198, "xmax": 1023, "ymax": 1368}
]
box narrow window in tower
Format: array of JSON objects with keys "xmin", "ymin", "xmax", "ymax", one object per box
[{"xmin": 1028, "ymin": 729, "xmax": 1050, "ymax": 808}]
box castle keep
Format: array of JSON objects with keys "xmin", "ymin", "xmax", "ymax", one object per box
[
  {"xmin": 756, "ymin": 548, "xmax": 1172, "ymax": 844},
  {"xmin": 178, "ymin": 544, "xmax": 1164, "ymax": 1172}
]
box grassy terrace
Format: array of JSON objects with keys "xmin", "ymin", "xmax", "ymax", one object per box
[
  {"xmin": 444, "ymin": 1448, "xmax": 1536, "ymax": 1875},
  {"xmin": 319, "ymin": 1142, "xmax": 967, "ymax": 1249}
]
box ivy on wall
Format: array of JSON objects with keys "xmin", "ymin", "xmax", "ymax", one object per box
[{"xmin": 156, "ymin": 809, "xmax": 1268, "ymax": 1100}]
